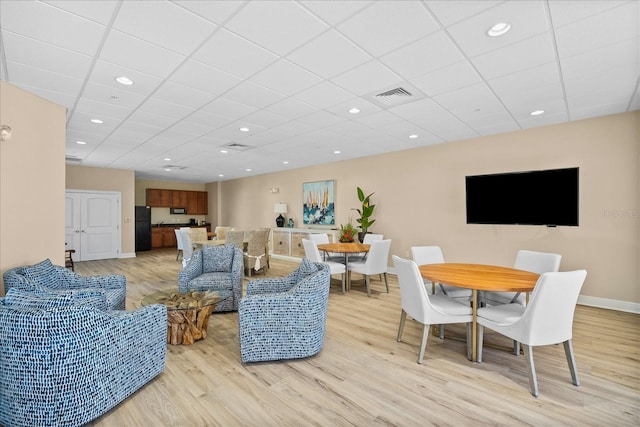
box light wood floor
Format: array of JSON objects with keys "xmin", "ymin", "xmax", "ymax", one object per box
[{"xmin": 77, "ymin": 249, "xmax": 640, "ymax": 426}]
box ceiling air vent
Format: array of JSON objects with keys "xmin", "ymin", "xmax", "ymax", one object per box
[
  {"xmin": 65, "ymin": 156, "xmax": 82, "ymax": 163},
  {"xmin": 162, "ymin": 165, "xmax": 186, "ymax": 170},
  {"xmin": 222, "ymin": 142, "xmax": 254, "ymax": 151},
  {"xmin": 368, "ymin": 83, "xmax": 426, "ymax": 109}
]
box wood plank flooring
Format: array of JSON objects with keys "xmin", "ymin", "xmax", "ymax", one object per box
[{"xmin": 76, "ymin": 248, "xmax": 640, "ymax": 426}]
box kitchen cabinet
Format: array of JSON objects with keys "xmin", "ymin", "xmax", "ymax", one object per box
[
  {"xmin": 151, "ymin": 227, "xmax": 178, "ymax": 249},
  {"xmin": 146, "ymin": 189, "xmax": 208, "ymax": 214}
]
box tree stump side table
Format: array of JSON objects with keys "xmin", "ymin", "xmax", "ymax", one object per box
[{"xmin": 141, "ymin": 290, "xmax": 228, "ymax": 345}]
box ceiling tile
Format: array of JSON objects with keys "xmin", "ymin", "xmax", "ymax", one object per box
[
  {"xmin": 331, "ymin": 60, "xmax": 403, "ymax": 96},
  {"xmin": 424, "ymin": 0, "xmax": 502, "ymax": 27},
  {"xmin": 446, "ymin": 1, "xmax": 549, "ymax": 57},
  {"xmin": 251, "ymin": 59, "xmax": 323, "ymax": 96},
  {"xmin": 223, "ymin": 81, "xmax": 285, "ymax": 109},
  {"xmin": 225, "ymin": 0, "xmax": 328, "ymax": 56},
  {"xmin": 1, "ymin": 0, "xmax": 106, "ymax": 55},
  {"xmin": 43, "ymin": 0, "xmax": 119, "ymax": 25},
  {"xmin": 192, "ymin": 28, "xmax": 278, "ymax": 78},
  {"xmin": 173, "ymin": 0, "xmax": 246, "ymax": 25},
  {"xmin": 294, "ymin": 81, "xmax": 355, "ymax": 109},
  {"xmin": 410, "ymin": 60, "xmax": 481, "ymax": 97},
  {"xmin": 100, "ymin": 29, "xmax": 186, "ymax": 77},
  {"xmin": 114, "ymin": 0, "xmax": 217, "ymax": 55},
  {"xmin": 379, "ymin": 31, "xmax": 465, "ymax": 80},
  {"xmin": 287, "ymin": 29, "xmax": 372, "ymax": 79},
  {"xmin": 300, "ymin": 0, "xmax": 373, "ymax": 25},
  {"xmin": 338, "ymin": 1, "xmax": 440, "ymax": 56}
]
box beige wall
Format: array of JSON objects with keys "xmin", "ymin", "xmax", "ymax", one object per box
[
  {"xmin": 66, "ymin": 165, "xmax": 135, "ymax": 255},
  {"xmin": 218, "ymin": 112, "xmax": 639, "ymax": 307},
  {"xmin": 0, "ymin": 82, "xmax": 66, "ymax": 292}
]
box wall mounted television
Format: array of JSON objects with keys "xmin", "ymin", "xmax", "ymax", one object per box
[{"xmin": 465, "ymin": 167, "xmax": 579, "ymax": 226}]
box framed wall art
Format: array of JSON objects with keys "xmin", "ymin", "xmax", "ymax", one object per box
[{"xmin": 303, "ymin": 180, "xmax": 335, "ymax": 225}]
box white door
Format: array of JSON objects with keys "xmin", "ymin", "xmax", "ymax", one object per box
[{"xmin": 65, "ymin": 191, "xmax": 120, "ymax": 261}]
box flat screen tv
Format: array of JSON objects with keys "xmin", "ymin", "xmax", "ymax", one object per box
[{"xmin": 465, "ymin": 167, "xmax": 579, "ymax": 226}]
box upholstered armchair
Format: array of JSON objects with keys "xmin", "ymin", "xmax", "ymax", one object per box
[
  {"xmin": 0, "ymin": 288, "xmax": 167, "ymax": 427},
  {"xmin": 238, "ymin": 259, "xmax": 331, "ymax": 363},
  {"xmin": 178, "ymin": 245, "xmax": 243, "ymax": 312},
  {"xmin": 3, "ymin": 258, "xmax": 126, "ymax": 310}
]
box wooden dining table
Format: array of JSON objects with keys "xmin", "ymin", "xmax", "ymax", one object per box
[
  {"xmin": 317, "ymin": 242, "xmax": 370, "ymax": 291},
  {"xmin": 418, "ymin": 263, "xmax": 540, "ymax": 362}
]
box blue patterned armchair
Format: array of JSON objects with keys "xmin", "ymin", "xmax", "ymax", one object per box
[
  {"xmin": 238, "ymin": 259, "xmax": 331, "ymax": 363},
  {"xmin": 3, "ymin": 258, "xmax": 126, "ymax": 310},
  {"xmin": 0, "ymin": 288, "xmax": 167, "ymax": 427},
  {"xmin": 178, "ymin": 245, "xmax": 243, "ymax": 312}
]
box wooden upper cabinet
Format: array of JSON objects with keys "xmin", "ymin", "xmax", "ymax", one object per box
[
  {"xmin": 196, "ymin": 191, "xmax": 208, "ymax": 215},
  {"xmin": 146, "ymin": 188, "xmax": 207, "ymax": 214},
  {"xmin": 172, "ymin": 190, "xmax": 187, "ymax": 208}
]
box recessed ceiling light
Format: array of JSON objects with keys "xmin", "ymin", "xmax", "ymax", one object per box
[
  {"xmin": 530, "ymin": 109, "xmax": 545, "ymax": 116},
  {"xmin": 164, "ymin": 158, "xmax": 171, "ymax": 161},
  {"xmin": 283, "ymin": 161, "xmax": 289, "ymax": 164},
  {"xmin": 348, "ymin": 107, "xmax": 360, "ymax": 114},
  {"xmin": 90, "ymin": 119, "xmax": 103, "ymax": 124},
  {"xmin": 409, "ymin": 134, "xmax": 418, "ymax": 139},
  {"xmin": 115, "ymin": 76, "xmax": 134, "ymax": 85},
  {"xmin": 76, "ymin": 141, "xmax": 87, "ymax": 145},
  {"xmin": 239, "ymin": 127, "xmax": 250, "ymax": 132},
  {"xmin": 487, "ymin": 22, "xmax": 511, "ymax": 37},
  {"xmin": 220, "ymin": 150, "xmax": 228, "ymax": 154},
  {"xmin": 218, "ymin": 174, "xmax": 224, "ymax": 177},
  {"xmin": 246, "ymin": 168, "xmax": 252, "ymax": 172},
  {"xmin": 164, "ymin": 168, "xmax": 171, "ymax": 172},
  {"xmin": 333, "ymin": 150, "xmax": 341, "ymax": 154}
]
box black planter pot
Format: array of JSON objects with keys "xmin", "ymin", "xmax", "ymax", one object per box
[{"xmin": 358, "ymin": 231, "xmax": 369, "ymax": 243}]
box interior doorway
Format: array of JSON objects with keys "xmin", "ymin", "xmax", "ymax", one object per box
[{"xmin": 65, "ymin": 190, "xmax": 121, "ymax": 261}]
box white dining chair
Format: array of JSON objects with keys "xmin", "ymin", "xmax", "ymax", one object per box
[
  {"xmin": 348, "ymin": 239, "xmax": 391, "ymax": 296},
  {"xmin": 349, "ymin": 233, "xmax": 383, "ymax": 262},
  {"xmin": 481, "ymin": 249, "xmax": 562, "ymax": 306},
  {"xmin": 410, "ymin": 246, "xmax": 472, "ymax": 301},
  {"xmin": 174, "ymin": 229, "xmax": 184, "ymax": 261},
  {"xmin": 477, "ymin": 269, "xmax": 587, "ymax": 397},
  {"xmin": 393, "ymin": 255, "xmax": 473, "ymax": 364},
  {"xmin": 302, "ymin": 239, "xmax": 346, "ymax": 293},
  {"xmin": 309, "ymin": 233, "xmax": 342, "ymax": 262},
  {"xmin": 179, "ymin": 230, "xmax": 193, "ymax": 268}
]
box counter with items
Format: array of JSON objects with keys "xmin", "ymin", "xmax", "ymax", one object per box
[{"xmin": 151, "ymin": 224, "xmax": 211, "ymax": 249}]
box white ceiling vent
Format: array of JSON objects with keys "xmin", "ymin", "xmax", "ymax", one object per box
[
  {"xmin": 65, "ymin": 156, "xmax": 82, "ymax": 163},
  {"xmin": 368, "ymin": 83, "xmax": 426, "ymax": 109},
  {"xmin": 162, "ymin": 164, "xmax": 186, "ymax": 170},
  {"xmin": 222, "ymin": 142, "xmax": 254, "ymax": 151}
]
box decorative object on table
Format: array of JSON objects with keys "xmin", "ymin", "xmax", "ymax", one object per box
[
  {"xmin": 178, "ymin": 245, "xmax": 243, "ymax": 312},
  {"xmin": 303, "ymin": 180, "xmax": 335, "ymax": 225},
  {"xmin": 0, "ymin": 289, "xmax": 167, "ymax": 426},
  {"xmin": 274, "ymin": 203, "xmax": 287, "ymax": 227},
  {"xmin": 352, "ymin": 186, "xmax": 376, "ymax": 243},
  {"xmin": 339, "ymin": 222, "xmax": 356, "ymax": 242},
  {"xmin": 238, "ymin": 259, "xmax": 330, "ymax": 363},
  {"xmin": 3, "ymin": 258, "xmax": 126, "ymax": 310},
  {"xmin": 141, "ymin": 290, "xmax": 226, "ymax": 345},
  {"xmin": 287, "ymin": 218, "xmax": 295, "ymax": 228}
]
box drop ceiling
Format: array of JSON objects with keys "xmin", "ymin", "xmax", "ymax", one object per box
[{"xmin": 1, "ymin": 0, "xmax": 638, "ymax": 183}]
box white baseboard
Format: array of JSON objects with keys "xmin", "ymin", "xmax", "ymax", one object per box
[
  {"xmin": 577, "ymin": 295, "xmax": 640, "ymax": 314},
  {"xmin": 387, "ymin": 267, "xmax": 639, "ymax": 314},
  {"xmin": 119, "ymin": 252, "xmax": 136, "ymax": 259}
]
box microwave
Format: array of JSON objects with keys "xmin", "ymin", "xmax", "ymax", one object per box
[{"xmin": 170, "ymin": 207, "xmax": 187, "ymax": 215}]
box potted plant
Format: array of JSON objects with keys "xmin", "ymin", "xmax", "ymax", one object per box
[
  {"xmin": 352, "ymin": 187, "xmax": 376, "ymax": 242},
  {"xmin": 339, "ymin": 222, "xmax": 357, "ymax": 243}
]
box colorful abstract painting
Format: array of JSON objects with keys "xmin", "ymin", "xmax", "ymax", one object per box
[{"xmin": 303, "ymin": 180, "xmax": 335, "ymax": 225}]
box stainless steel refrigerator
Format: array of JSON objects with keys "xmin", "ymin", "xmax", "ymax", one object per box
[{"xmin": 135, "ymin": 206, "xmax": 152, "ymax": 251}]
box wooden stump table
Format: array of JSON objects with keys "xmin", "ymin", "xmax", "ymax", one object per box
[{"xmin": 141, "ymin": 290, "xmax": 228, "ymax": 345}]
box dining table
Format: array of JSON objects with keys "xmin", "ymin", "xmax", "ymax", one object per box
[
  {"xmin": 316, "ymin": 242, "xmax": 370, "ymax": 291},
  {"xmin": 418, "ymin": 263, "xmax": 540, "ymax": 362}
]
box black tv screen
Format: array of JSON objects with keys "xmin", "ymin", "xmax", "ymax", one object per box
[{"xmin": 465, "ymin": 167, "xmax": 579, "ymax": 226}]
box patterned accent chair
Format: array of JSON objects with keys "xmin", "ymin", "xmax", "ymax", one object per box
[
  {"xmin": 178, "ymin": 245, "xmax": 243, "ymax": 312},
  {"xmin": 0, "ymin": 288, "xmax": 167, "ymax": 427},
  {"xmin": 238, "ymin": 259, "xmax": 331, "ymax": 363},
  {"xmin": 3, "ymin": 258, "xmax": 126, "ymax": 310}
]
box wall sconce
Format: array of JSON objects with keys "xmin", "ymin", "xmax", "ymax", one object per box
[
  {"xmin": 274, "ymin": 203, "xmax": 287, "ymax": 227},
  {"xmin": 269, "ymin": 187, "xmax": 279, "ymax": 193},
  {"xmin": 0, "ymin": 125, "xmax": 12, "ymax": 141}
]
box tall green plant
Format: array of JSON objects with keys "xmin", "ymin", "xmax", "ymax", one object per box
[{"xmin": 353, "ymin": 186, "xmax": 375, "ymax": 233}]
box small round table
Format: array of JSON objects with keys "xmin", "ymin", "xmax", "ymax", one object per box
[
  {"xmin": 317, "ymin": 242, "xmax": 370, "ymax": 291},
  {"xmin": 141, "ymin": 290, "xmax": 229, "ymax": 345}
]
